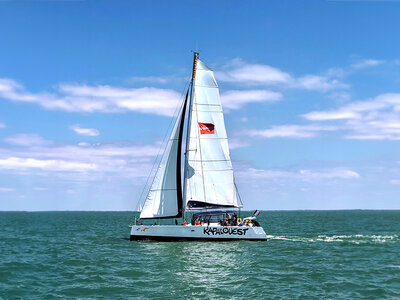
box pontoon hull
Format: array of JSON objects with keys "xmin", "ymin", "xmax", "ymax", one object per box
[{"xmin": 130, "ymin": 225, "xmax": 267, "ymax": 241}]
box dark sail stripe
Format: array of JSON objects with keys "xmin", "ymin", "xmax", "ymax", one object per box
[{"xmin": 175, "ymin": 90, "xmax": 189, "ymax": 218}]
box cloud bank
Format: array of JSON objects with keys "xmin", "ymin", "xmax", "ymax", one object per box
[{"xmin": 215, "ymin": 59, "xmax": 349, "ymax": 92}]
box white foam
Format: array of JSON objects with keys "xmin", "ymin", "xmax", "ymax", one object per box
[{"xmin": 266, "ymin": 234, "xmax": 398, "ymax": 244}]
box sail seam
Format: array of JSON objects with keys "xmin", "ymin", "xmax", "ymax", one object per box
[
  {"xmin": 193, "ymin": 103, "xmax": 221, "ymax": 106},
  {"xmin": 200, "ymin": 169, "xmax": 233, "ymax": 172},
  {"xmin": 188, "ymin": 159, "xmax": 231, "ymax": 162},
  {"xmin": 196, "ymin": 110, "xmax": 223, "ymax": 113},
  {"xmin": 198, "ymin": 137, "xmax": 229, "ymax": 140},
  {"xmin": 194, "ymin": 85, "xmax": 218, "ymax": 88}
]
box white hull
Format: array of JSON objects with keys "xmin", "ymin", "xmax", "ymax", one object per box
[{"xmin": 130, "ymin": 224, "xmax": 267, "ymax": 241}]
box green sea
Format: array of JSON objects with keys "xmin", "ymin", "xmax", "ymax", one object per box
[{"xmin": 0, "ymin": 210, "xmax": 399, "ymax": 299}]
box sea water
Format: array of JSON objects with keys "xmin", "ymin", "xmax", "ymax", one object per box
[{"xmin": 0, "ymin": 210, "xmax": 399, "ymax": 299}]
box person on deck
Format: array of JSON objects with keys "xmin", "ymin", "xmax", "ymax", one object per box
[{"xmin": 232, "ymin": 213, "xmax": 237, "ymax": 226}]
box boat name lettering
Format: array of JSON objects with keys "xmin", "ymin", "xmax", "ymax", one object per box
[{"xmin": 203, "ymin": 227, "xmax": 249, "ymax": 236}]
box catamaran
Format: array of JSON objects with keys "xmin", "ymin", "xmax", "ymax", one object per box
[{"xmin": 130, "ymin": 53, "xmax": 267, "ymax": 241}]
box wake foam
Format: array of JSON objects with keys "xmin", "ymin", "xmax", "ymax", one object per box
[{"xmin": 266, "ymin": 234, "xmax": 399, "ymax": 244}]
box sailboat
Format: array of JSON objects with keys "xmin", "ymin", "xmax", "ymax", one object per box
[{"xmin": 130, "ymin": 53, "xmax": 267, "ymax": 241}]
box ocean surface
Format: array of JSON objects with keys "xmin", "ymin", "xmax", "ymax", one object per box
[{"xmin": 0, "ymin": 210, "xmax": 399, "ymax": 299}]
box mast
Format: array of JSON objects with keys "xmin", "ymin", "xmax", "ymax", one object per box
[{"xmin": 182, "ymin": 52, "xmax": 198, "ymax": 220}]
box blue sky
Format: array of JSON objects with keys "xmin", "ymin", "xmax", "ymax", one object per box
[{"xmin": 1, "ymin": 0, "xmax": 400, "ymax": 210}]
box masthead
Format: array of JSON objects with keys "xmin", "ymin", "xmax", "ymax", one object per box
[{"xmin": 192, "ymin": 52, "xmax": 199, "ymax": 79}]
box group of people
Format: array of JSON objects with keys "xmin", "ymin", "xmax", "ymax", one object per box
[
  {"xmin": 190, "ymin": 217, "xmax": 210, "ymax": 226},
  {"xmin": 189, "ymin": 213, "xmax": 241, "ymax": 227},
  {"xmin": 219, "ymin": 213, "xmax": 240, "ymax": 226}
]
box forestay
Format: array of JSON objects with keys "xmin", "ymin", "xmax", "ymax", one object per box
[{"xmin": 185, "ymin": 59, "xmax": 239, "ymax": 209}]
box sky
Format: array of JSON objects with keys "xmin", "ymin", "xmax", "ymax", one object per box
[{"xmin": 1, "ymin": 0, "xmax": 400, "ymax": 211}]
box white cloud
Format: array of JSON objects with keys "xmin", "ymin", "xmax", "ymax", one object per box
[
  {"xmin": 216, "ymin": 59, "xmax": 291, "ymax": 85},
  {"xmin": 248, "ymin": 124, "xmax": 338, "ymax": 139},
  {"xmin": 0, "ymin": 122, "xmax": 5, "ymax": 128},
  {"xmin": 0, "ymin": 134, "xmax": 162, "ymax": 179},
  {"xmin": 215, "ymin": 59, "xmax": 348, "ymax": 92},
  {"xmin": 4, "ymin": 134, "xmax": 53, "ymax": 147},
  {"xmin": 302, "ymin": 93, "xmax": 400, "ymax": 140},
  {"xmin": 390, "ymin": 179, "xmax": 400, "ymax": 185},
  {"xmin": 34, "ymin": 187, "xmax": 47, "ymax": 191},
  {"xmin": 70, "ymin": 125, "xmax": 100, "ymax": 136},
  {"xmin": 303, "ymin": 111, "xmax": 360, "ymax": 121},
  {"xmin": 228, "ymin": 138, "xmax": 250, "ymax": 150},
  {"xmin": 327, "ymin": 92, "xmax": 351, "ymax": 103},
  {"xmin": 0, "ymin": 78, "xmax": 182, "ymax": 116},
  {"xmin": 221, "ymin": 90, "xmax": 282, "ymax": 110},
  {"xmin": 77, "ymin": 142, "xmax": 90, "ymax": 147},
  {"xmin": 237, "ymin": 167, "xmax": 360, "ymax": 181},
  {"xmin": 0, "ymin": 187, "xmax": 14, "ymax": 192},
  {"xmin": 299, "ymin": 169, "xmax": 360, "ymax": 180},
  {"xmin": 326, "ymin": 59, "xmax": 385, "ymax": 79},
  {"xmin": 129, "ymin": 76, "xmax": 169, "ymax": 84},
  {"xmin": 351, "ymin": 59, "xmax": 384, "ymax": 69},
  {"xmin": 1, "ymin": 78, "xmax": 277, "ymax": 116},
  {"xmin": 238, "ymin": 168, "xmax": 295, "ymax": 179},
  {"xmin": 0, "ymin": 157, "xmax": 97, "ymax": 172},
  {"xmin": 294, "ymin": 75, "xmax": 349, "ymax": 92},
  {"xmin": 325, "ymin": 67, "xmax": 348, "ymax": 78}
]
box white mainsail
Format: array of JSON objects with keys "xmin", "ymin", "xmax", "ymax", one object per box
[
  {"xmin": 184, "ymin": 59, "xmax": 239, "ymax": 209},
  {"xmin": 140, "ymin": 101, "xmax": 185, "ymax": 219}
]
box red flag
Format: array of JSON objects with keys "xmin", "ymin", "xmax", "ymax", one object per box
[{"xmin": 198, "ymin": 122, "xmax": 215, "ymax": 134}]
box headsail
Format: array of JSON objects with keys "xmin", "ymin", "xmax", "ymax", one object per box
[
  {"xmin": 140, "ymin": 93, "xmax": 187, "ymax": 219},
  {"xmin": 184, "ymin": 59, "xmax": 239, "ymax": 210}
]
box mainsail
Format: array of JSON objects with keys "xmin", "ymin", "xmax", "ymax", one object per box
[
  {"xmin": 139, "ymin": 92, "xmax": 187, "ymax": 219},
  {"xmin": 184, "ymin": 59, "xmax": 239, "ymax": 209},
  {"xmin": 139, "ymin": 54, "xmax": 239, "ymax": 220}
]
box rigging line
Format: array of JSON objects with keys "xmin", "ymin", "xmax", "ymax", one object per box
[
  {"xmin": 189, "ymin": 159, "xmax": 231, "ymax": 162},
  {"xmin": 133, "ymin": 78, "xmax": 191, "ymax": 214}
]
